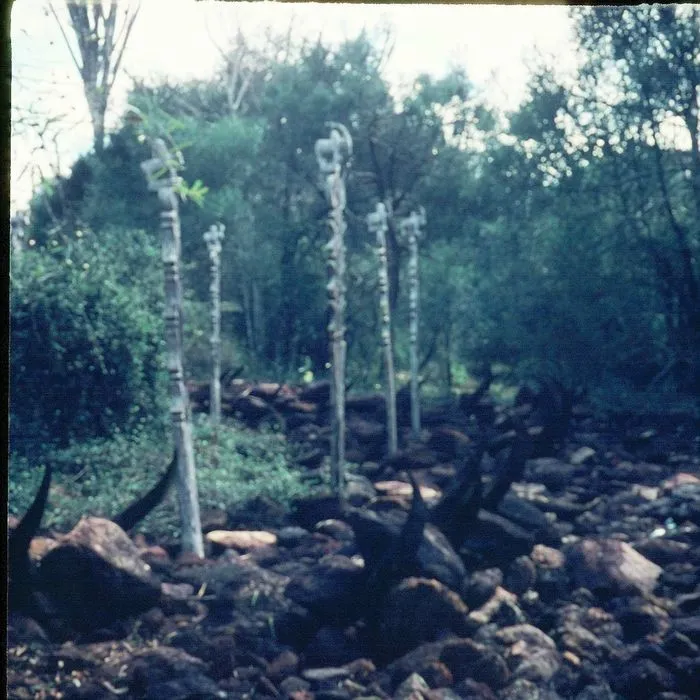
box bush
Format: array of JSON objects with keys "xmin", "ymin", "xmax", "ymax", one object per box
[{"xmin": 10, "ymin": 227, "xmax": 167, "ymax": 450}]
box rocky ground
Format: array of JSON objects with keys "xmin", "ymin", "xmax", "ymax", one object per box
[{"xmin": 7, "ymin": 379, "xmax": 700, "ymax": 699}]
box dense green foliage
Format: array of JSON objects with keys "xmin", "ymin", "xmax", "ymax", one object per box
[
  {"xmin": 8, "ymin": 418, "xmax": 313, "ymax": 538},
  {"xmin": 13, "ymin": 6, "xmax": 700, "ymax": 459},
  {"xmin": 10, "ymin": 228, "xmax": 167, "ymax": 450}
]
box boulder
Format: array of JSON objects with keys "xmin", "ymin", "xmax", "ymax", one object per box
[
  {"xmin": 37, "ymin": 517, "xmax": 161, "ymax": 633},
  {"xmin": 460, "ymin": 510, "xmax": 535, "ymax": 569},
  {"xmin": 565, "ymin": 538, "xmax": 662, "ymax": 597},
  {"xmin": 376, "ymin": 577, "xmax": 474, "ymax": 659},
  {"xmin": 285, "ymin": 554, "xmax": 365, "ymax": 624},
  {"xmin": 205, "ymin": 530, "xmax": 278, "ymax": 551}
]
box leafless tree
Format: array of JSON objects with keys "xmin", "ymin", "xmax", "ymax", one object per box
[{"xmin": 49, "ymin": 0, "xmax": 140, "ymax": 154}]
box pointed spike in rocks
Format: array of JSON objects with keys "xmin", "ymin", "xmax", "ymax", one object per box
[
  {"xmin": 112, "ymin": 450, "xmax": 178, "ymax": 532},
  {"xmin": 11, "ymin": 463, "xmax": 52, "ymax": 551},
  {"xmin": 9, "ymin": 463, "xmax": 52, "ymax": 609}
]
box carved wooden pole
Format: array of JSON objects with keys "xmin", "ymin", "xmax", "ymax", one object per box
[
  {"xmin": 204, "ymin": 223, "xmax": 225, "ymax": 425},
  {"xmin": 367, "ymin": 202, "xmax": 398, "ymax": 455},
  {"xmin": 141, "ymin": 137, "xmax": 204, "ymax": 557},
  {"xmin": 10, "ymin": 211, "xmax": 28, "ymax": 257},
  {"xmin": 400, "ymin": 207, "xmax": 426, "ymax": 438},
  {"xmin": 315, "ymin": 122, "xmax": 352, "ymax": 501}
]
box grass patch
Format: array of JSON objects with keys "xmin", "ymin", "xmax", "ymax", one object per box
[{"xmin": 8, "ymin": 417, "xmax": 316, "ymax": 541}]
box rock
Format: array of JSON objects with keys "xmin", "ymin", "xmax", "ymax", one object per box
[
  {"xmin": 266, "ymin": 649, "xmax": 300, "ymax": 682},
  {"xmin": 293, "ymin": 494, "xmax": 344, "ymax": 530},
  {"xmin": 37, "ymin": 517, "xmax": 161, "ymax": 633},
  {"xmin": 277, "ymin": 526, "xmax": 311, "ymax": 548},
  {"xmin": 394, "ymin": 672, "xmax": 430, "ymax": 699},
  {"xmin": 634, "ymin": 538, "xmax": 690, "ymax": 566},
  {"xmin": 374, "ymin": 481, "xmax": 441, "ymax": 504},
  {"xmin": 469, "ymin": 586, "xmax": 519, "ymax": 626},
  {"xmin": 205, "ymin": 530, "xmax": 278, "ymax": 550},
  {"xmin": 285, "ymin": 554, "xmax": 365, "ymax": 623},
  {"xmin": 380, "ymin": 449, "xmax": 438, "ymax": 473},
  {"xmin": 127, "ymin": 647, "xmax": 224, "ymax": 700},
  {"xmin": 504, "ymin": 556, "xmax": 537, "ymax": 596},
  {"xmin": 498, "ymin": 678, "xmax": 557, "ymax": 700},
  {"xmin": 377, "ymin": 577, "xmax": 474, "ymax": 659},
  {"xmin": 554, "ymin": 604, "xmax": 624, "ymax": 664},
  {"xmin": 498, "ymin": 494, "xmax": 560, "ymax": 546},
  {"xmin": 565, "ymin": 538, "xmax": 662, "ymax": 597},
  {"xmin": 439, "ymin": 638, "xmax": 510, "ymax": 688},
  {"xmin": 302, "ymin": 667, "xmax": 352, "ymax": 684},
  {"xmin": 303, "ymin": 625, "xmax": 365, "ymax": 667},
  {"xmin": 494, "ymin": 624, "xmax": 561, "ymax": 683},
  {"xmin": 452, "ymin": 677, "xmax": 498, "ymax": 699},
  {"xmin": 386, "ymin": 641, "xmax": 451, "ymax": 687},
  {"xmin": 611, "ymin": 596, "xmax": 670, "ymax": 641},
  {"xmin": 672, "ymin": 616, "xmax": 700, "ymax": 645},
  {"xmin": 315, "ymin": 519, "xmax": 356, "ymax": 542},
  {"xmin": 418, "ymin": 525, "xmax": 467, "ymax": 591},
  {"xmin": 345, "ymin": 475, "xmax": 379, "ymax": 506},
  {"xmin": 462, "ymin": 569, "xmax": 503, "ymax": 609},
  {"xmin": 531, "ymin": 544, "xmax": 566, "ymax": 569},
  {"xmin": 427, "ymin": 427, "xmax": 472, "ymax": 460},
  {"xmin": 661, "ymin": 472, "xmax": 700, "ymax": 492},
  {"xmin": 526, "ymin": 458, "xmax": 578, "ymax": 490},
  {"xmin": 569, "ymin": 447, "xmax": 596, "ymax": 466},
  {"xmin": 609, "ymin": 658, "xmax": 677, "ymax": 699},
  {"xmin": 346, "ymin": 507, "xmax": 465, "ymax": 591},
  {"xmin": 460, "ymin": 510, "xmax": 535, "ymax": 569},
  {"xmin": 416, "ymin": 660, "xmax": 453, "ymax": 689}
]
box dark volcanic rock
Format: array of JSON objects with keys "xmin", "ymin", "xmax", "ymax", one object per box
[
  {"xmin": 609, "ymin": 657, "xmax": 677, "ymax": 699},
  {"xmin": 285, "ymin": 554, "xmax": 365, "ymax": 624},
  {"xmin": 376, "ymin": 577, "xmax": 474, "ymax": 659},
  {"xmin": 497, "ymin": 493, "xmax": 561, "ymax": 547},
  {"xmin": 526, "ymin": 458, "xmax": 579, "ymax": 490},
  {"xmin": 565, "ymin": 537, "xmax": 662, "ymax": 598},
  {"xmin": 462, "ymin": 568, "xmax": 503, "ymax": 609},
  {"xmin": 128, "ymin": 646, "xmax": 223, "ymax": 699},
  {"xmin": 37, "ymin": 517, "xmax": 161, "ymax": 633},
  {"xmin": 460, "ymin": 510, "xmax": 535, "ymax": 569}
]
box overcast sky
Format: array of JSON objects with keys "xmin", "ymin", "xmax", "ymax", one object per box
[{"xmin": 10, "ymin": 1, "xmax": 578, "ymax": 210}]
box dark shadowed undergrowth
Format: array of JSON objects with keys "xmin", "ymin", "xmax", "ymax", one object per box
[{"xmin": 8, "ymin": 415, "xmax": 315, "ymax": 540}]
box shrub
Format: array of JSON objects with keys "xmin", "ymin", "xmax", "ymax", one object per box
[{"xmin": 10, "ymin": 228, "xmax": 167, "ymax": 450}]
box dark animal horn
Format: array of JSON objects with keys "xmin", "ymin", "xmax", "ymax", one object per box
[
  {"xmin": 482, "ymin": 418, "xmax": 531, "ymax": 510},
  {"xmin": 398, "ymin": 474, "xmax": 428, "ymax": 565},
  {"xmin": 9, "ymin": 464, "xmax": 52, "ymax": 608},
  {"xmin": 10, "ymin": 464, "xmax": 52, "ymax": 551},
  {"xmin": 112, "ymin": 450, "xmax": 177, "ymax": 532}
]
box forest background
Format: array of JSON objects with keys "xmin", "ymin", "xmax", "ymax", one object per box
[{"xmin": 9, "ymin": 4, "xmax": 700, "ymax": 535}]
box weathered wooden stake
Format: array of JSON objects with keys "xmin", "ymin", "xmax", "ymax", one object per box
[
  {"xmin": 400, "ymin": 207, "xmax": 426, "ymax": 438},
  {"xmin": 315, "ymin": 122, "xmax": 352, "ymax": 501},
  {"xmin": 367, "ymin": 202, "xmax": 398, "ymax": 455},
  {"xmin": 141, "ymin": 136, "xmax": 204, "ymax": 557},
  {"xmin": 10, "ymin": 211, "xmax": 28, "ymax": 257},
  {"xmin": 204, "ymin": 223, "xmax": 225, "ymax": 425}
]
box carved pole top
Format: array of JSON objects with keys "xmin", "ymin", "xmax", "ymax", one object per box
[
  {"xmin": 140, "ymin": 136, "xmax": 184, "ymax": 195},
  {"xmin": 367, "ymin": 201, "xmax": 388, "ymax": 233},
  {"xmin": 399, "ymin": 206, "xmax": 427, "ymax": 244},
  {"xmin": 204, "ymin": 223, "xmax": 225, "ymax": 260},
  {"xmin": 315, "ymin": 122, "xmax": 353, "ymax": 177}
]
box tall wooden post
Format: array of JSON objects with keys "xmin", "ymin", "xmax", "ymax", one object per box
[
  {"xmin": 367, "ymin": 202, "xmax": 398, "ymax": 455},
  {"xmin": 10, "ymin": 211, "xmax": 27, "ymax": 257},
  {"xmin": 141, "ymin": 137, "xmax": 204, "ymax": 557},
  {"xmin": 315, "ymin": 122, "xmax": 352, "ymax": 501},
  {"xmin": 400, "ymin": 207, "xmax": 426, "ymax": 438},
  {"xmin": 204, "ymin": 223, "xmax": 225, "ymax": 425}
]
